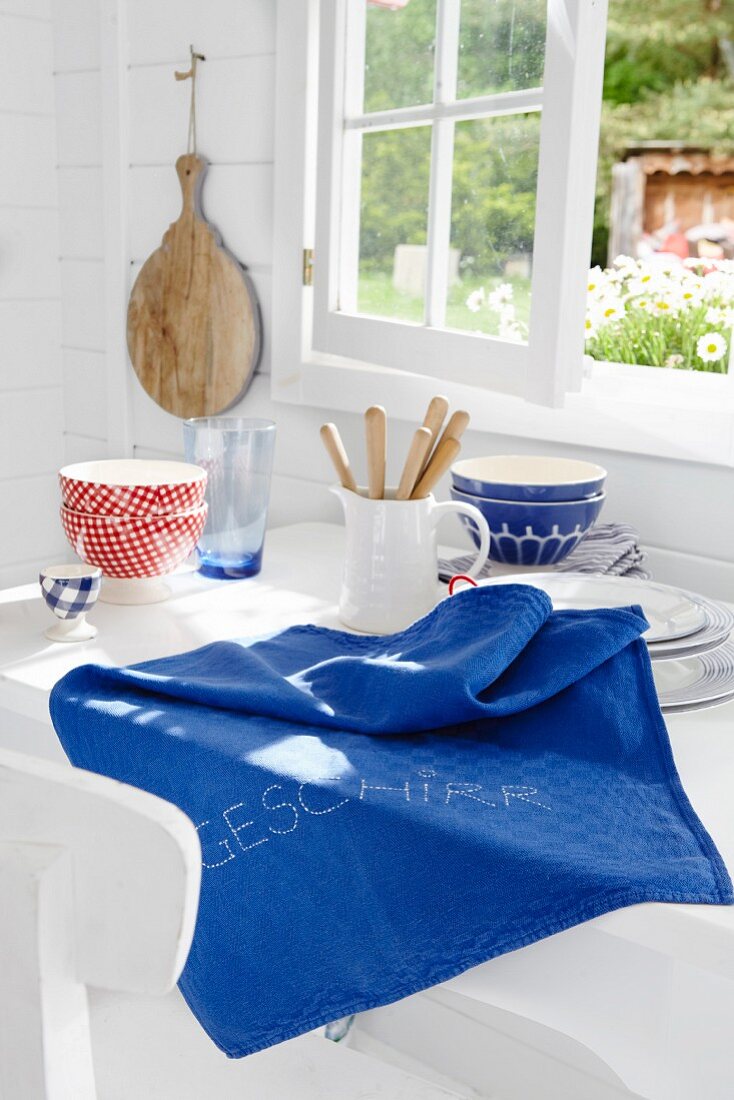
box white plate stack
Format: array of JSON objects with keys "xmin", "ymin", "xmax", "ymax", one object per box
[{"xmin": 479, "ymin": 573, "xmax": 734, "ymax": 714}]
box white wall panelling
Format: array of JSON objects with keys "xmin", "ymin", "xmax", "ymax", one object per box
[
  {"xmin": 0, "ymin": 1, "xmax": 50, "ymax": 18},
  {"xmin": 62, "ymin": 349, "xmax": 107, "ymax": 438},
  {"xmin": 0, "ymin": 15, "xmax": 54, "ymax": 113},
  {"xmin": 0, "ymin": 477, "xmax": 65, "ymax": 567},
  {"xmin": 57, "ymin": 168, "xmax": 104, "ymax": 259},
  {"xmin": 54, "ymin": 71, "xmax": 103, "ymax": 166},
  {"xmin": 126, "ymin": 0, "xmax": 275, "ymax": 66},
  {"xmin": 0, "ymin": 210, "xmax": 59, "ymax": 299},
  {"xmin": 52, "ymin": 0, "xmax": 100, "ymax": 72},
  {"xmin": 0, "ymin": 301, "xmax": 61, "ymax": 391},
  {"xmin": 0, "ymin": 391, "xmax": 63, "ymax": 480},
  {"xmin": 128, "ymin": 164, "xmax": 275, "ymax": 269},
  {"xmin": 128, "ymin": 56, "xmax": 275, "ymax": 166},
  {"xmin": 0, "ymin": 116, "xmax": 56, "ymax": 208},
  {"xmin": 59, "ymin": 260, "xmax": 106, "ymax": 351},
  {"xmin": 0, "ymin": 10, "xmax": 65, "ymax": 577},
  {"xmin": 64, "ymin": 433, "xmax": 108, "ymax": 465}
]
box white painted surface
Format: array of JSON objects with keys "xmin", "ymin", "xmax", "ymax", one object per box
[
  {"xmin": 1, "ymin": 522, "xmax": 734, "ymax": 1098},
  {"xmin": 0, "ymin": 9, "xmax": 65, "ymax": 583}
]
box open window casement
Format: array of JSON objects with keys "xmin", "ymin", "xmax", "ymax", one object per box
[{"xmin": 276, "ymin": 0, "xmax": 609, "ymax": 410}]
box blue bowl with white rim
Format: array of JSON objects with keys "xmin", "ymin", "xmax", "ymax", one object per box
[
  {"xmin": 451, "ymin": 455, "xmax": 607, "ymax": 503},
  {"xmin": 39, "ymin": 563, "xmax": 102, "ymax": 642},
  {"xmin": 449, "ymin": 485, "xmax": 606, "ymax": 566}
]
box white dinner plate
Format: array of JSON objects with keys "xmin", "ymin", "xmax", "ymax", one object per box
[
  {"xmin": 647, "ymin": 593, "xmax": 734, "ymax": 661},
  {"xmin": 661, "ymin": 691, "xmax": 734, "ymax": 716},
  {"xmin": 479, "ymin": 573, "xmax": 707, "ymax": 644},
  {"xmin": 654, "ymin": 640, "xmax": 734, "ymax": 710}
]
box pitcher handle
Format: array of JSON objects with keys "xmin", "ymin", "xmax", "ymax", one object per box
[{"xmin": 430, "ymin": 500, "xmax": 490, "ymax": 579}]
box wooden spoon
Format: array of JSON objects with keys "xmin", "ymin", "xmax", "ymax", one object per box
[
  {"xmin": 320, "ymin": 423, "xmax": 358, "ymax": 492},
  {"xmin": 365, "ymin": 405, "xmax": 387, "ymax": 499},
  {"xmin": 396, "ymin": 427, "xmax": 433, "ymax": 500},
  {"xmin": 418, "ymin": 395, "xmax": 449, "ymax": 475},
  {"xmin": 434, "ymin": 409, "xmax": 470, "ymax": 453},
  {"xmin": 411, "ymin": 436, "xmax": 462, "ymax": 499}
]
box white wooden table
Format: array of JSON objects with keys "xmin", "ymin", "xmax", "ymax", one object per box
[{"xmin": 1, "ymin": 522, "xmax": 733, "ymax": 1100}]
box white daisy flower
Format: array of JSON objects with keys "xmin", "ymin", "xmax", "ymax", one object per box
[
  {"xmin": 586, "ymin": 265, "xmax": 607, "ymax": 297},
  {"xmin": 488, "ymin": 283, "xmax": 513, "ymax": 311},
  {"xmin": 696, "ymin": 332, "xmax": 728, "ymax": 363},
  {"xmin": 665, "ymin": 354, "xmax": 685, "ymax": 367},
  {"xmin": 597, "ymin": 296, "xmax": 625, "ymax": 322},
  {"xmin": 466, "ymin": 287, "xmax": 485, "ymax": 313}
]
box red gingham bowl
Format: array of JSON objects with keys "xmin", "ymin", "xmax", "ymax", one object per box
[
  {"xmin": 60, "ymin": 503, "xmax": 207, "ymax": 579},
  {"xmin": 59, "ymin": 459, "xmax": 207, "ymax": 517}
]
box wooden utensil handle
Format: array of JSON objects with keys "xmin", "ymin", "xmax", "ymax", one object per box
[
  {"xmin": 396, "ymin": 427, "xmax": 433, "ymax": 500},
  {"xmin": 436, "ymin": 410, "xmax": 470, "ymax": 450},
  {"xmin": 365, "ymin": 405, "xmax": 387, "ymax": 500},
  {"xmin": 320, "ymin": 423, "xmax": 358, "ymax": 492},
  {"xmin": 411, "ymin": 436, "xmax": 462, "ymax": 499},
  {"xmin": 418, "ymin": 395, "xmax": 449, "ymax": 476},
  {"xmin": 176, "ymin": 154, "xmax": 206, "ymax": 214}
]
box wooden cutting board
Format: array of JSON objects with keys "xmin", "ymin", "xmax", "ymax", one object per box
[{"xmin": 127, "ymin": 153, "xmax": 262, "ymax": 418}]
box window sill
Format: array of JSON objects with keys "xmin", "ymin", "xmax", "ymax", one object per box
[{"xmin": 272, "ymin": 353, "xmax": 734, "ymax": 468}]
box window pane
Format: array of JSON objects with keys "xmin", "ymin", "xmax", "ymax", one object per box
[
  {"xmin": 356, "ymin": 126, "xmax": 432, "ymax": 321},
  {"xmin": 448, "ymin": 113, "xmax": 540, "ymax": 340},
  {"xmin": 457, "ymin": 0, "xmax": 546, "ymax": 99},
  {"xmin": 363, "ymin": 0, "xmax": 436, "ymax": 113}
]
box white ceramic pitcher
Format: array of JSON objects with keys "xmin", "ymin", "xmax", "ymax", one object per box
[{"xmin": 331, "ymin": 486, "xmax": 491, "ymax": 634}]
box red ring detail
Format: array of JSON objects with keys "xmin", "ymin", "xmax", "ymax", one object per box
[{"xmin": 448, "ymin": 574, "xmax": 479, "ymax": 596}]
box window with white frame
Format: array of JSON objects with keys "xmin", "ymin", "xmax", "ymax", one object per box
[{"xmin": 309, "ymin": 0, "xmax": 609, "ymax": 405}]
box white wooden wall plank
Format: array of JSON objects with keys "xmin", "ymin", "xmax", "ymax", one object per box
[
  {"xmin": 127, "ymin": 0, "xmax": 275, "ymax": 65},
  {"xmin": 51, "ymin": 0, "xmax": 99, "ymax": 72},
  {"xmin": 0, "ymin": 556, "xmax": 67, "ymax": 591},
  {"xmin": 0, "ymin": 390, "xmax": 63, "ymax": 479},
  {"xmin": 267, "ymin": 471, "xmax": 340, "ymax": 529},
  {"xmin": 60, "ymin": 260, "xmax": 105, "ymax": 349},
  {"xmin": 57, "ymin": 167, "xmax": 104, "ymax": 259},
  {"xmin": 0, "ymin": 15, "xmax": 54, "ymax": 113},
  {"xmin": 54, "ymin": 71, "xmax": 102, "ymax": 166},
  {"xmin": 64, "ymin": 432, "xmax": 108, "ymax": 464},
  {"xmin": 0, "ymin": 302, "xmax": 61, "ymax": 390},
  {"xmin": 62, "ymin": 348, "xmax": 107, "ymax": 437},
  {"xmin": 128, "ymin": 164, "xmax": 274, "ymax": 268},
  {"xmin": 0, "ymin": 2, "xmax": 50, "ymax": 18},
  {"xmin": 0, "ymin": 116, "xmax": 56, "ymax": 207},
  {"xmin": 0, "ymin": 476, "xmax": 66, "ymax": 563},
  {"xmin": 128, "ymin": 56, "xmax": 275, "ymax": 166},
  {"xmin": 0, "ymin": 210, "xmax": 59, "ymax": 298}
]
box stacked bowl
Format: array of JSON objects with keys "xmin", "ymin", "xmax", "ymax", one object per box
[
  {"xmin": 449, "ymin": 455, "xmax": 607, "ymax": 567},
  {"xmin": 59, "ymin": 459, "xmax": 208, "ymax": 603}
]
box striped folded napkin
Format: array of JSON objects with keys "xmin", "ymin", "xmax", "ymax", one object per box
[{"xmin": 438, "ymin": 523, "xmax": 650, "ymax": 583}]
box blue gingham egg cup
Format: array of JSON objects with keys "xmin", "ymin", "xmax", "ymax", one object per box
[{"xmin": 39, "ymin": 564, "xmax": 102, "ymax": 643}]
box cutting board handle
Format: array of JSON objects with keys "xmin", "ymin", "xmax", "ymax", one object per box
[{"xmin": 176, "ymin": 153, "xmax": 206, "ymax": 216}]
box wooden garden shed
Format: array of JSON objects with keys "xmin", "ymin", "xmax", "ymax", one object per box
[{"xmin": 608, "ymin": 142, "xmax": 734, "ymax": 262}]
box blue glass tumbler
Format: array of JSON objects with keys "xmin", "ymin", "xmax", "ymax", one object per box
[{"xmin": 183, "ymin": 417, "xmax": 276, "ymax": 579}]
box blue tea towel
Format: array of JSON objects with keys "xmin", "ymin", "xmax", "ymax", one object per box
[{"xmin": 49, "ymin": 585, "xmax": 732, "ymax": 1058}]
